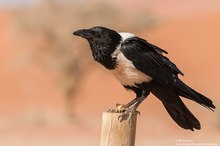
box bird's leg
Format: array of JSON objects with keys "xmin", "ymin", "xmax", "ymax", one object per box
[
  {"xmin": 119, "ymin": 90, "xmax": 150, "ymax": 122},
  {"xmin": 123, "ymin": 88, "xmax": 143, "ymax": 108},
  {"xmin": 107, "ymin": 98, "xmax": 138, "ymax": 113},
  {"xmin": 125, "ymin": 96, "xmax": 139, "ymax": 108},
  {"xmin": 131, "ymin": 90, "xmax": 150, "ymax": 111},
  {"xmin": 108, "ymin": 90, "xmax": 142, "ymax": 113}
]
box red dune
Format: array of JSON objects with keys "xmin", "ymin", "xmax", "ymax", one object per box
[{"xmin": 0, "ymin": 7, "xmax": 219, "ymax": 146}]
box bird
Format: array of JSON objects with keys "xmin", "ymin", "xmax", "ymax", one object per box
[{"xmin": 73, "ymin": 26, "xmax": 215, "ymax": 131}]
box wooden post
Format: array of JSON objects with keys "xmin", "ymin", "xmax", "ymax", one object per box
[{"xmin": 100, "ymin": 112, "xmax": 137, "ymax": 146}]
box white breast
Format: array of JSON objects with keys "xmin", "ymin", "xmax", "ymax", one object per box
[
  {"xmin": 110, "ymin": 32, "xmax": 152, "ymax": 87},
  {"xmin": 111, "ymin": 52, "xmax": 152, "ymax": 87}
]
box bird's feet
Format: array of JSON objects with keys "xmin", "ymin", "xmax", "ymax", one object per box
[
  {"xmin": 118, "ymin": 106, "xmax": 140, "ymax": 122},
  {"xmin": 108, "ymin": 103, "xmax": 128, "ymax": 113},
  {"xmin": 108, "ymin": 103, "xmax": 140, "ymax": 122}
]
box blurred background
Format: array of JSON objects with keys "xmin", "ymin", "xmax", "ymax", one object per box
[{"xmin": 0, "ymin": 0, "xmax": 220, "ymax": 145}]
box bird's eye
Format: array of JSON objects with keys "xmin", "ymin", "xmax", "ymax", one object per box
[{"xmin": 94, "ymin": 31, "xmax": 100, "ymax": 37}]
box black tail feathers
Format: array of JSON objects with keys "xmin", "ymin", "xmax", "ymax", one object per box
[
  {"xmin": 151, "ymin": 85, "xmax": 201, "ymax": 131},
  {"xmin": 189, "ymin": 88, "xmax": 215, "ymax": 110},
  {"xmin": 173, "ymin": 79, "xmax": 215, "ymax": 111},
  {"xmin": 163, "ymin": 102, "xmax": 201, "ymax": 131}
]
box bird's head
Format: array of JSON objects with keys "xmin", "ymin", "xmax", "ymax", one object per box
[{"xmin": 73, "ymin": 26, "xmax": 121, "ymax": 55}]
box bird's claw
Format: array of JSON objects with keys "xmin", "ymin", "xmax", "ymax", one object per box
[
  {"xmin": 108, "ymin": 103, "xmax": 140, "ymax": 122},
  {"xmin": 118, "ymin": 107, "xmax": 140, "ymax": 123},
  {"xmin": 107, "ymin": 103, "xmax": 128, "ymax": 113}
]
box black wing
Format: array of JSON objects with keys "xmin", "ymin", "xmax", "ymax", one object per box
[
  {"xmin": 121, "ymin": 37, "xmax": 183, "ymax": 85},
  {"xmin": 121, "ymin": 37, "xmax": 215, "ymax": 110}
]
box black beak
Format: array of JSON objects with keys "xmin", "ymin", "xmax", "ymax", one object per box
[{"xmin": 73, "ymin": 29, "xmax": 93, "ymax": 39}]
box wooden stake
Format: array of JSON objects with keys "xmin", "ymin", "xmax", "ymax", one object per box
[{"xmin": 100, "ymin": 112, "xmax": 137, "ymax": 146}]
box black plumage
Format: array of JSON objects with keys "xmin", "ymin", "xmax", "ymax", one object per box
[
  {"xmin": 121, "ymin": 37, "xmax": 215, "ymax": 110},
  {"xmin": 73, "ymin": 26, "xmax": 215, "ymax": 131}
]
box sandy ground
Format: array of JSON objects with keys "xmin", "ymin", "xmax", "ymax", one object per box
[{"xmin": 0, "ymin": 3, "xmax": 220, "ymax": 146}]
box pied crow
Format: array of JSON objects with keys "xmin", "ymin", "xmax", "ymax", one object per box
[{"xmin": 73, "ymin": 26, "xmax": 215, "ymax": 131}]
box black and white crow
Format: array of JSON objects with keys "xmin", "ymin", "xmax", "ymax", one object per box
[{"xmin": 73, "ymin": 26, "xmax": 215, "ymax": 131}]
